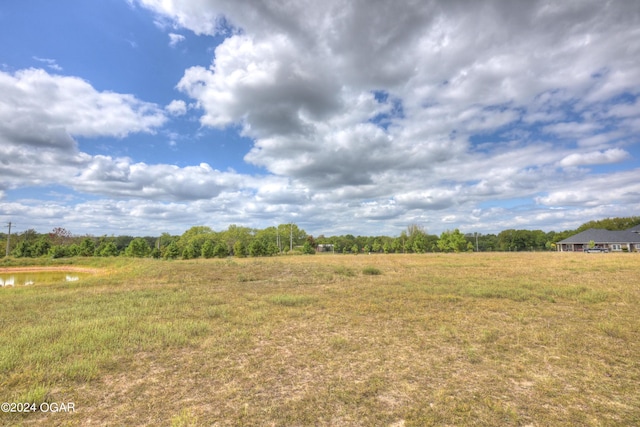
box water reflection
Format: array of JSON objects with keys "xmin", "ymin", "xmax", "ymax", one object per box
[
  {"xmin": 0, "ymin": 272, "xmax": 84, "ymax": 287},
  {"xmin": 0, "ymin": 276, "xmax": 15, "ymax": 287}
]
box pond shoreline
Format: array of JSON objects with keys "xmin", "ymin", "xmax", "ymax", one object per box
[{"xmin": 0, "ymin": 266, "xmax": 100, "ymax": 274}]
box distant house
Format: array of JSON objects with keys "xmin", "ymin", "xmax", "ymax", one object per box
[
  {"xmin": 316, "ymin": 244, "xmax": 335, "ymax": 253},
  {"xmin": 557, "ymin": 227, "xmax": 640, "ymax": 252}
]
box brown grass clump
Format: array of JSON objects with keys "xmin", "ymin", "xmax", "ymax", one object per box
[{"xmin": 1, "ymin": 253, "xmax": 639, "ymax": 426}]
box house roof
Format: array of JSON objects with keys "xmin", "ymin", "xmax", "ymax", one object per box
[
  {"xmin": 627, "ymin": 224, "xmax": 640, "ymax": 233},
  {"xmin": 558, "ymin": 228, "xmax": 640, "ymax": 244}
]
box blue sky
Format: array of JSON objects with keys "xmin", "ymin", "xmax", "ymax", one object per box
[{"xmin": 1, "ymin": 0, "xmax": 639, "ymax": 237}]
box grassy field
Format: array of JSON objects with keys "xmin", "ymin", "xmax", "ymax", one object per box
[{"xmin": 0, "ymin": 253, "xmax": 639, "ymax": 426}]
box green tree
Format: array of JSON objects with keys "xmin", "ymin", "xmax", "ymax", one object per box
[
  {"xmin": 223, "ymin": 225, "xmax": 253, "ymax": 253},
  {"xmin": 213, "ymin": 243, "xmax": 229, "ymax": 258},
  {"xmin": 277, "ymin": 223, "xmax": 307, "ymax": 251},
  {"xmin": 49, "ymin": 245, "xmax": 69, "ymax": 259},
  {"xmin": 68, "ymin": 244, "xmax": 81, "ymax": 257},
  {"xmin": 115, "ymin": 235, "xmax": 134, "ymax": 252},
  {"xmin": 497, "ymin": 229, "xmax": 522, "ymax": 251},
  {"xmin": 302, "ymin": 241, "xmax": 315, "ymax": 254},
  {"xmin": 182, "ymin": 243, "xmax": 198, "ymax": 260},
  {"xmin": 32, "ymin": 236, "xmax": 51, "ymax": 257},
  {"xmin": 255, "ymin": 227, "xmax": 280, "ymax": 252},
  {"xmin": 576, "ymin": 216, "xmax": 640, "ymax": 232},
  {"xmin": 99, "ymin": 242, "xmax": 119, "ymax": 257},
  {"xmin": 233, "ymin": 240, "xmax": 246, "ymax": 258},
  {"xmin": 163, "ymin": 241, "xmax": 180, "ymax": 260},
  {"xmin": 179, "ymin": 226, "xmax": 215, "ymax": 245},
  {"xmin": 125, "ymin": 238, "xmax": 151, "ymax": 258},
  {"xmin": 405, "ymin": 224, "xmax": 431, "ymax": 253},
  {"xmin": 178, "ymin": 226, "xmax": 214, "ymax": 255},
  {"xmin": 248, "ymin": 239, "xmax": 265, "ymax": 257},
  {"xmin": 437, "ymin": 229, "xmax": 468, "ymax": 253},
  {"xmin": 392, "ymin": 238, "xmax": 403, "ymax": 253},
  {"xmin": 21, "ymin": 229, "xmax": 38, "ymax": 244},
  {"xmin": 77, "ymin": 238, "xmax": 96, "ymax": 257},
  {"xmin": 156, "ymin": 232, "xmax": 178, "ymax": 251},
  {"xmin": 12, "ymin": 241, "xmax": 32, "ymax": 258},
  {"xmin": 479, "ymin": 233, "xmax": 498, "ymax": 251},
  {"xmin": 266, "ymin": 242, "xmax": 280, "ymax": 256},
  {"xmin": 497, "ymin": 229, "xmax": 549, "ymax": 251},
  {"xmin": 411, "ymin": 233, "xmax": 429, "ymax": 253},
  {"xmin": 201, "ymin": 239, "xmax": 216, "ymax": 258}
]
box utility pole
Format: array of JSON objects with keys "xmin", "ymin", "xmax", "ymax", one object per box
[
  {"xmin": 5, "ymin": 222, "xmax": 12, "ymax": 257},
  {"xmin": 290, "ymin": 223, "xmax": 293, "ymax": 252}
]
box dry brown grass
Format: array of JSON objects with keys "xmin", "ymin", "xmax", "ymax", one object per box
[{"xmin": 1, "ymin": 253, "xmax": 639, "ymax": 426}]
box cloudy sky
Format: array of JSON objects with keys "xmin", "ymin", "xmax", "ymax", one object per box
[{"xmin": 1, "ymin": 0, "xmax": 639, "ymax": 237}]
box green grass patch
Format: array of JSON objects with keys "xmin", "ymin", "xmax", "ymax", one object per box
[
  {"xmin": 267, "ymin": 294, "xmax": 317, "ymax": 307},
  {"xmin": 333, "ymin": 265, "xmax": 356, "ymax": 276},
  {"xmin": 16, "ymin": 384, "xmax": 51, "ymax": 405},
  {"xmin": 171, "ymin": 408, "xmax": 199, "ymax": 427},
  {"xmin": 362, "ymin": 266, "xmax": 382, "ymax": 275}
]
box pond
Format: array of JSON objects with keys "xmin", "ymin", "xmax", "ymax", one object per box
[{"xmin": 0, "ymin": 271, "xmax": 91, "ymax": 287}]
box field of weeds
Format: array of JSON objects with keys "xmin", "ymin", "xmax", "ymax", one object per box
[{"xmin": 1, "ymin": 253, "xmax": 639, "ymax": 426}]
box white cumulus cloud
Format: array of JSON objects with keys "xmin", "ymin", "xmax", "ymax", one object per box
[{"xmin": 165, "ymin": 99, "xmax": 187, "ymax": 116}]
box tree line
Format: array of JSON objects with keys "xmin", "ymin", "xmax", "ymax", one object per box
[
  {"xmin": 2, "ymin": 217, "xmax": 639, "ymax": 260},
  {"xmin": 1, "ymin": 224, "xmax": 311, "ymax": 260}
]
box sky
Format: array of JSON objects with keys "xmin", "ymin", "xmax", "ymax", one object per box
[{"xmin": 1, "ymin": 0, "xmax": 639, "ymax": 238}]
